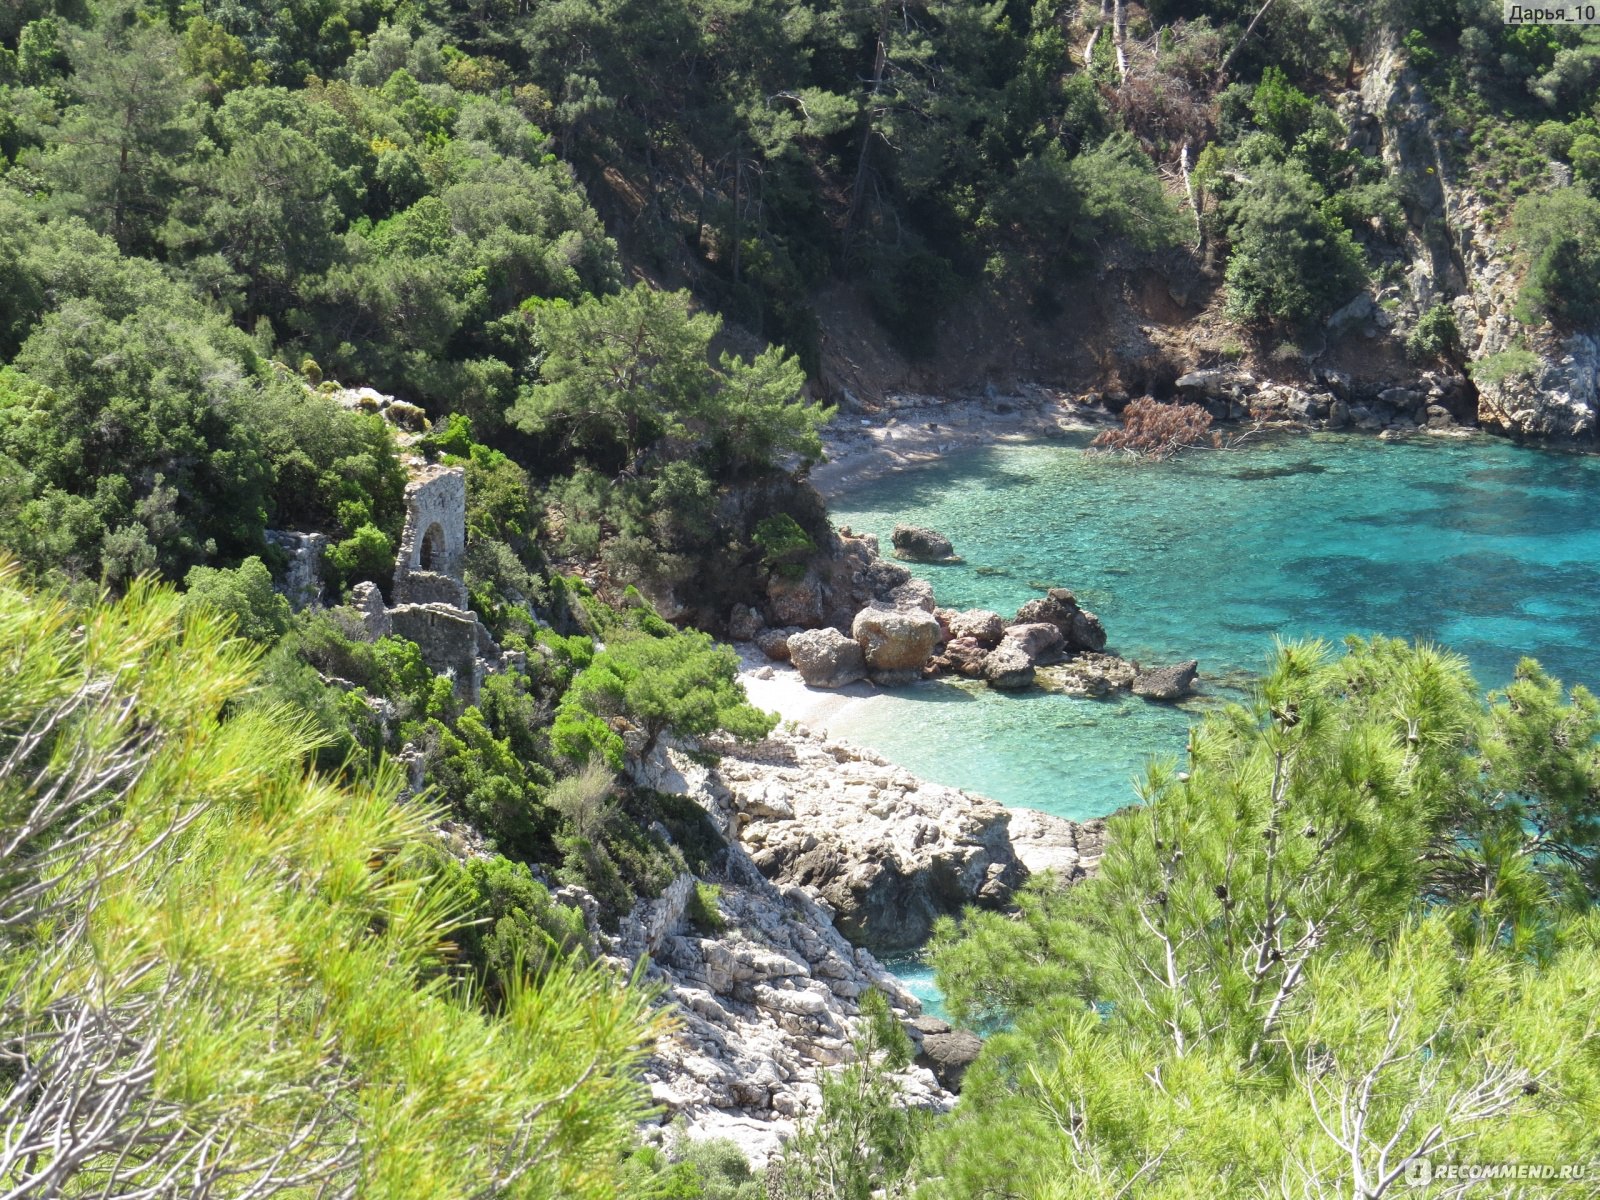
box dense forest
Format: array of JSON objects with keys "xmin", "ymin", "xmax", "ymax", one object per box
[{"xmin": 4, "ymin": 0, "xmax": 1600, "ymax": 1195}]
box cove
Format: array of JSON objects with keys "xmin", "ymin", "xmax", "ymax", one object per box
[{"xmin": 826, "ymin": 430, "xmax": 1600, "ymax": 825}]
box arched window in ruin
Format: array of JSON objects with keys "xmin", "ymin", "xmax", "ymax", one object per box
[{"xmin": 419, "ymin": 523, "xmax": 446, "ymax": 572}]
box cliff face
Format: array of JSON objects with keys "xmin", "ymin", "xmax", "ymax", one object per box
[
  {"xmin": 610, "ymin": 728, "xmax": 1091, "ymax": 1165},
  {"xmin": 1342, "ymin": 33, "xmax": 1600, "ymax": 441}
]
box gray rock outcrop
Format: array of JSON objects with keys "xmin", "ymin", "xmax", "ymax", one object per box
[
  {"xmin": 691, "ymin": 730, "xmax": 1026, "ymax": 955},
  {"xmin": 909, "ymin": 1019, "xmax": 983, "ymax": 1092},
  {"xmin": 1132, "ymin": 660, "xmax": 1200, "ymax": 702},
  {"xmin": 1038, "ymin": 652, "xmax": 1139, "ymax": 697},
  {"xmin": 982, "ymin": 640, "xmax": 1036, "ymax": 690},
  {"xmin": 946, "ymin": 609, "xmax": 1005, "ymax": 645},
  {"xmin": 1003, "ymin": 621, "xmax": 1065, "ymax": 663},
  {"xmin": 890, "ymin": 524, "xmax": 958, "ymax": 562},
  {"xmin": 755, "ymin": 625, "xmax": 802, "ymax": 662},
  {"xmin": 787, "ymin": 627, "xmax": 867, "ymax": 689},
  {"xmin": 1006, "ymin": 807, "xmax": 1113, "ymax": 880}
]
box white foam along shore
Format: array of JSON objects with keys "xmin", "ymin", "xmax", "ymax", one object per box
[{"xmin": 805, "ymin": 387, "xmax": 1104, "ymax": 499}]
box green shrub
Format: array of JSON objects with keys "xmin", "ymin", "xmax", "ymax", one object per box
[
  {"xmin": 182, "ymin": 556, "xmax": 292, "ymax": 643},
  {"xmin": 1469, "ymin": 347, "xmax": 1541, "ymax": 388},
  {"xmin": 1406, "ymin": 302, "xmax": 1461, "ymax": 362},
  {"xmin": 688, "ymin": 881, "xmax": 726, "ymax": 932},
  {"xmin": 1511, "ymin": 188, "xmax": 1600, "ymax": 326},
  {"xmin": 753, "ymin": 513, "xmax": 816, "ymax": 580},
  {"xmin": 1220, "ymin": 161, "xmax": 1367, "ymax": 328}
]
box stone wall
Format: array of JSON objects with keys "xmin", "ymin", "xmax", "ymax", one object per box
[
  {"xmin": 393, "ymin": 466, "xmax": 466, "ymax": 604},
  {"xmin": 387, "ymin": 603, "xmax": 486, "ymax": 701}
]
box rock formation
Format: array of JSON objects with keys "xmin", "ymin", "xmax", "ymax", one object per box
[
  {"xmin": 620, "ymin": 738, "xmax": 990, "ymax": 1162},
  {"xmin": 669, "ymin": 729, "xmax": 1026, "ymax": 955},
  {"xmin": 264, "ymin": 531, "xmax": 330, "ymax": 610},
  {"xmin": 787, "ymin": 627, "xmax": 868, "ymax": 689},
  {"xmin": 890, "ymin": 523, "xmax": 959, "ymax": 563},
  {"xmin": 1012, "ymin": 589, "xmax": 1107, "ymax": 654},
  {"xmin": 1132, "ymin": 659, "xmax": 1200, "ymax": 702},
  {"xmin": 982, "ymin": 639, "xmax": 1037, "ymax": 690},
  {"xmin": 851, "ymin": 605, "xmax": 942, "ymax": 685}
]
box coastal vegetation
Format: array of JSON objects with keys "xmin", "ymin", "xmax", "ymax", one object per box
[{"xmin": 4, "ymin": 0, "xmax": 1600, "ymax": 1194}]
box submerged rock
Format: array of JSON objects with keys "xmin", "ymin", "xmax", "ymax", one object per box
[
  {"xmin": 788, "ymin": 627, "xmax": 867, "ymax": 688},
  {"xmin": 1037, "ymin": 652, "xmax": 1138, "ymax": 697},
  {"xmin": 891, "ymin": 523, "xmax": 958, "ymax": 562}
]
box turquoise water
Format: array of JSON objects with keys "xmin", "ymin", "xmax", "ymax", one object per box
[
  {"xmin": 882, "ymin": 955, "xmax": 949, "ymax": 1022},
  {"xmin": 829, "ymin": 432, "xmax": 1600, "ymax": 824}
]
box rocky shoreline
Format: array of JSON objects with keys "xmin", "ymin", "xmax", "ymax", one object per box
[{"xmin": 610, "ymin": 727, "xmax": 1090, "ymax": 1166}]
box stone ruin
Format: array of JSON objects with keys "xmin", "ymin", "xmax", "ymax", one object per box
[
  {"xmin": 348, "ymin": 463, "xmax": 516, "ymax": 703},
  {"xmin": 392, "ymin": 466, "xmax": 468, "ymax": 607}
]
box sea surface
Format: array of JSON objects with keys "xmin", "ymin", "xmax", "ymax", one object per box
[{"xmin": 827, "ymin": 430, "xmax": 1600, "ymax": 825}]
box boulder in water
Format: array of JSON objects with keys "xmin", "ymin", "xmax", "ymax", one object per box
[
  {"xmin": 891, "ymin": 523, "xmax": 958, "ymax": 563},
  {"xmin": 1132, "ymin": 660, "xmax": 1199, "ymax": 702},
  {"xmin": 1003, "ymin": 621, "xmax": 1065, "ymax": 664},
  {"xmin": 983, "ymin": 640, "xmax": 1036, "ymax": 690},
  {"xmin": 931, "ymin": 636, "xmax": 989, "ymax": 678},
  {"xmin": 1013, "ymin": 588, "xmax": 1106, "ymax": 653}
]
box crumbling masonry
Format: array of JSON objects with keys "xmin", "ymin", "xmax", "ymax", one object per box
[{"xmin": 351, "ymin": 463, "xmax": 514, "ymax": 703}]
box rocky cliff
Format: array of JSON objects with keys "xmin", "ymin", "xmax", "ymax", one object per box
[
  {"xmin": 610, "ymin": 729, "xmax": 1089, "ymax": 1164},
  {"xmin": 1342, "ymin": 32, "xmax": 1600, "ymax": 441}
]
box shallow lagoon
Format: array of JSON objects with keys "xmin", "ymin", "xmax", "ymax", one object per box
[{"xmin": 828, "ymin": 431, "xmax": 1600, "ymax": 823}]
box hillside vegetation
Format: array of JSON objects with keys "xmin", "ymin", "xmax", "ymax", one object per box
[{"xmin": 4, "ymin": 0, "xmax": 1600, "ymax": 1194}]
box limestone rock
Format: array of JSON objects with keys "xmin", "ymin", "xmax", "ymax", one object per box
[
  {"xmin": 929, "ymin": 635, "xmax": 989, "ymax": 678},
  {"xmin": 947, "ymin": 609, "xmax": 1005, "ymax": 645},
  {"xmin": 915, "ymin": 1028, "xmax": 984, "ymax": 1092},
  {"xmin": 788, "ymin": 627, "xmax": 867, "ymax": 689},
  {"xmin": 767, "ymin": 570, "xmax": 825, "ymax": 627},
  {"xmin": 1131, "ymin": 659, "xmax": 1199, "ymax": 702},
  {"xmin": 1038, "ymin": 652, "xmax": 1137, "ymax": 697},
  {"xmin": 1003, "ymin": 621, "xmax": 1065, "ymax": 664},
  {"xmin": 1013, "ymin": 589, "xmax": 1107, "ymax": 653},
  {"xmin": 852, "ymin": 606, "xmax": 941, "ymax": 679},
  {"xmin": 983, "ymin": 640, "xmax": 1036, "ymax": 690},
  {"xmin": 890, "ymin": 578, "xmax": 938, "ymax": 613},
  {"xmin": 890, "ymin": 523, "xmax": 958, "ymax": 562},
  {"xmin": 755, "ymin": 625, "xmax": 802, "ymax": 662},
  {"xmin": 728, "ymin": 603, "xmax": 765, "ymax": 642},
  {"xmin": 673, "ymin": 731, "xmax": 1026, "ymax": 955}
]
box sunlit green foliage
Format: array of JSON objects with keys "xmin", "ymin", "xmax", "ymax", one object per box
[
  {"xmin": 553, "ymin": 624, "xmax": 776, "ymax": 768},
  {"xmin": 0, "ymin": 563, "xmax": 664, "ymax": 1198},
  {"xmin": 918, "ymin": 638, "xmax": 1600, "ymax": 1197}
]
